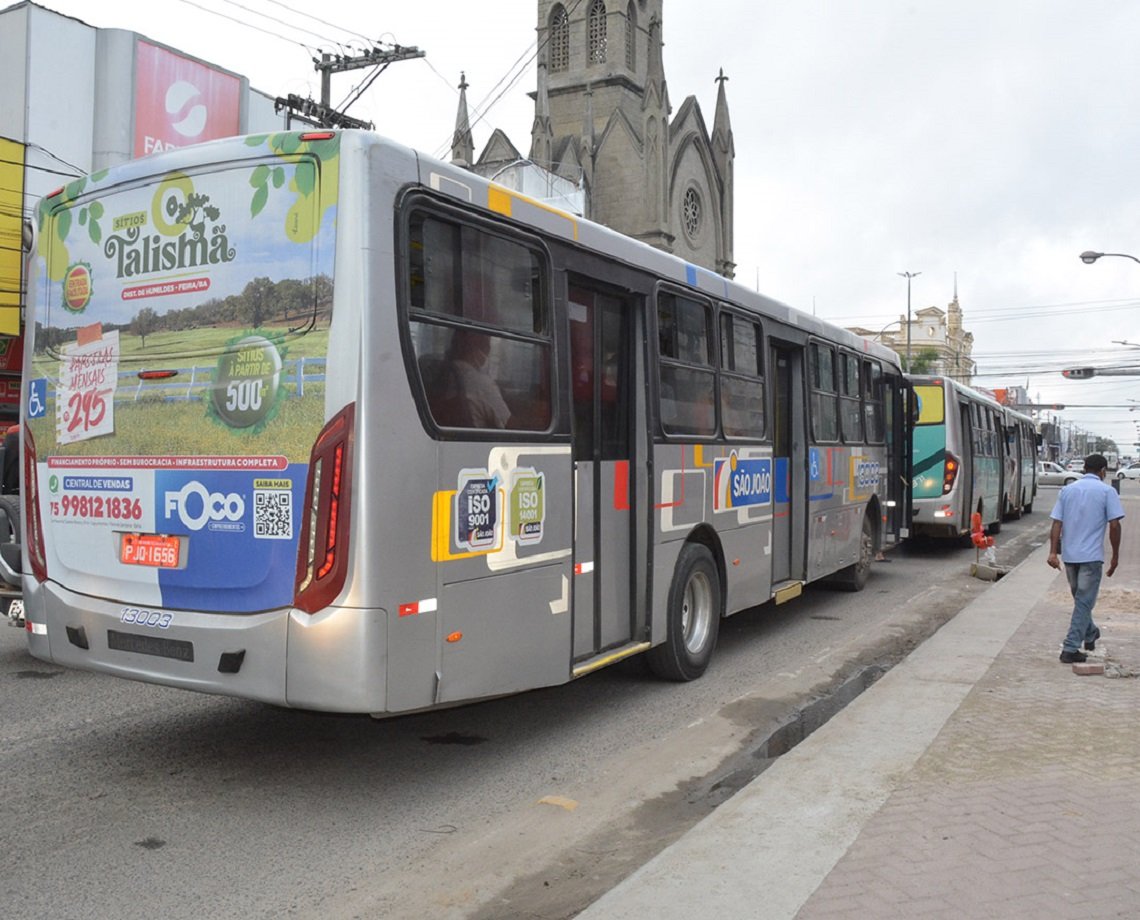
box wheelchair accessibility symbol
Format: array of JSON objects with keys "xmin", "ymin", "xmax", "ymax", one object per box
[{"xmin": 27, "ymin": 378, "xmax": 47, "ymax": 419}]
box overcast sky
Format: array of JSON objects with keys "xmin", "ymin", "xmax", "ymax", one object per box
[{"xmin": 37, "ymin": 0, "xmax": 1140, "ymax": 452}]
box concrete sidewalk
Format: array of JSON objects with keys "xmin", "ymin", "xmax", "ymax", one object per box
[{"xmin": 576, "ymin": 509, "xmax": 1140, "ymax": 919}]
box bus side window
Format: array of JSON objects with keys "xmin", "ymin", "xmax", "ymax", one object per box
[
  {"xmin": 405, "ymin": 209, "xmax": 553, "ymax": 433},
  {"xmin": 809, "ymin": 342, "xmax": 839, "ymax": 442},
  {"xmin": 719, "ymin": 312, "xmax": 764, "ymax": 438},
  {"xmin": 839, "ymin": 352, "xmax": 862, "ymax": 443},
  {"xmin": 657, "ymin": 291, "xmax": 716, "ymax": 437},
  {"xmin": 862, "ymin": 359, "xmax": 884, "ymax": 443}
]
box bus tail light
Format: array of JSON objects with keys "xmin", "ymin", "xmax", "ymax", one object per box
[
  {"xmin": 942, "ymin": 453, "xmax": 960, "ymax": 495},
  {"xmin": 24, "ymin": 428, "xmax": 47, "ymax": 583},
  {"xmin": 294, "ymin": 403, "xmax": 355, "ymax": 614}
]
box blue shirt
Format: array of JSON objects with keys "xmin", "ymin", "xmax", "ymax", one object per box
[{"xmin": 1050, "ymin": 474, "xmax": 1125, "ymax": 563}]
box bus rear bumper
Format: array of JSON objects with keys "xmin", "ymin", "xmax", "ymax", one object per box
[
  {"xmin": 22, "ymin": 581, "xmax": 387, "ymax": 713},
  {"xmin": 911, "ymin": 502, "xmax": 964, "ymax": 538}
]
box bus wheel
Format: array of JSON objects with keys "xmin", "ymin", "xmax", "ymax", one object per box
[
  {"xmin": 647, "ymin": 543, "xmax": 721, "ymax": 682},
  {"xmin": 835, "ymin": 510, "xmax": 874, "ymax": 592},
  {"xmin": 0, "ymin": 495, "xmax": 20, "ymax": 544}
]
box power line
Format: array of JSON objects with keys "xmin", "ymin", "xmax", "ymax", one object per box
[
  {"xmin": 260, "ymin": 0, "xmax": 374, "ymax": 44},
  {"xmin": 173, "ymin": 0, "xmax": 316, "ymax": 51},
  {"xmin": 218, "ymin": 0, "xmax": 348, "ymax": 47},
  {"xmin": 430, "ymin": 0, "xmax": 586, "ymax": 160}
]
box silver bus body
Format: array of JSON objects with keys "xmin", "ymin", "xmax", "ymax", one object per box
[{"xmin": 22, "ymin": 131, "xmax": 907, "ymax": 713}]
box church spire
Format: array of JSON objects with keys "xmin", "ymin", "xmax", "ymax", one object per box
[
  {"xmin": 644, "ymin": 14, "xmax": 669, "ymax": 113},
  {"xmin": 712, "ymin": 69, "xmax": 734, "ymax": 160},
  {"xmin": 712, "ymin": 69, "xmax": 735, "ymax": 279},
  {"xmin": 530, "ymin": 58, "xmax": 553, "ymax": 167},
  {"xmin": 451, "ymin": 72, "xmax": 474, "ymax": 167}
]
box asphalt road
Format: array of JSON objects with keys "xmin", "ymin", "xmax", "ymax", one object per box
[{"xmin": 1, "ymin": 497, "xmax": 1059, "ymax": 920}]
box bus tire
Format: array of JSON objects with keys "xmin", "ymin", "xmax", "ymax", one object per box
[
  {"xmin": 647, "ymin": 543, "xmax": 721, "ymax": 682},
  {"xmin": 835, "ymin": 509, "xmax": 874, "ymax": 592},
  {"xmin": 0, "ymin": 494, "xmax": 19, "ymax": 544}
]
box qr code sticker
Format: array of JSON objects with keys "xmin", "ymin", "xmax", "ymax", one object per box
[{"xmin": 254, "ymin": 489, "xmax": 293, "ymax": 539}]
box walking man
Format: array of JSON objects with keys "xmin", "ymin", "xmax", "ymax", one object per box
[{"xmin": 1047, "ymin": 454, "xmax": 1124, "ymax": 663}]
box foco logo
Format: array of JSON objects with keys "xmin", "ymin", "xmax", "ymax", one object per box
[{"xmin": 164, "ymin": 481, "xmax": 246, "ymax": 532}]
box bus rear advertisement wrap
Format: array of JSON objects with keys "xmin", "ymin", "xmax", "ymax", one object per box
[{"xmin": 27, "ymin": 134, "xmax": 339, "ymax": 613}]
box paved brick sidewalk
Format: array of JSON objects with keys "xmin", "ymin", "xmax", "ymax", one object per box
[
  {"xmin": 796, "ymin": 546, "xmax": 1140, "ymax": 918},
  {"xmin": 576, "ymin": 494, "xmax": 1140, "ymax": 920}
]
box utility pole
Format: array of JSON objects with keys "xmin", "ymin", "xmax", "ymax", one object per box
[
  {"xmin": 276, "ymin": 43, "xmax": 425, "ymax": 130},
  {"xmin": 897, "ymin": 271, "xmax": 920, "ymax": 371}
]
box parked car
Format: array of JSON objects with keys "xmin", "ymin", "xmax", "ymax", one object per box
[
  {"xmin": 1117, "ymin": 461, "xmax": 1140, "ymax": 480},
  {"xmin": 1037, "ymin": 461, "xmax": 1080, "ymax": 487},
  {"xmin": 1065, "ymin": 458, "xmax": 1085, "ymax": 472}
]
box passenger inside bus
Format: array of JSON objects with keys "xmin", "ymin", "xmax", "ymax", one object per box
[
  {"xmin": 424, "ymin": 329, "xmax": 511, "ymax": 429},
  {"xmin": 449, "ymin": 330, "xmax": 511, "ymax": 428}
]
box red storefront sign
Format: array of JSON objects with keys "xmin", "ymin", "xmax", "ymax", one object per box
[{"xmin": 134, "ymin": 41, "xmax": 241, "ymax": 158}]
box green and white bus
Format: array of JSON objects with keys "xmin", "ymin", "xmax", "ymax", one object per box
[
  {"xmin": 21, "ymin": 130, "xmax": 908, "ymax": 714},
  {"xmin": 1001, "ymin": 405, "xmax": 1038, "ymax": 519},
  {"xmin": 909, "ymin": 375, "xmax": 1007, "ymax": 538}
]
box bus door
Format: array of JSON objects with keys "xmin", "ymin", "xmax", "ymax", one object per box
[
  {"xmin": 887, "ymin": 371, "xmax": 911, "ymax": 540},
  {"xmin": 569, "ymin": 281, "xmax": 635, "ymax": 661},
  {"xmin": 769, "ymin": 342, "xmax": 807, "ymax": 586},
  {"xmin": 959, "ymin": 399, "xmax": 977, "ymax": 522}
]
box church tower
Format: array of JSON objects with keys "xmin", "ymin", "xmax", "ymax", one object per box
[{"xmin": 528, "ymin": 0, "xmax": 734, "ymax": 276}]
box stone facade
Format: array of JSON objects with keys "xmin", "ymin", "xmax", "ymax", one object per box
[{"xmin": 452, "ymin": 0, "xmax": 735, "ymax": 278}]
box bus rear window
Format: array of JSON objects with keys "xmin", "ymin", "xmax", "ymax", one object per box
[{"xmin": 914, "ymin": 385, "xmax": 945, "ymax": 425}]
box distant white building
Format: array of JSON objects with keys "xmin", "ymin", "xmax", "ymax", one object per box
[{"xmin": 850, "ymin": 292, "xmax": 975, "ymax": 383}]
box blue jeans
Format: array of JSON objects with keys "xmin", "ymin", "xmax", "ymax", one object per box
[{"xmin": 1063, "ymin": 562, "xmax": 1103, "ymax": 653}]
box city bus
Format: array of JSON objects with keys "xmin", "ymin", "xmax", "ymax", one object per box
[
  {"xmin": 1001, "ymin": 405, "xmax": 1037, "ymax": 518},
  {"xmin": 909, "ymin": 375, "xmax": 1005, "ymax": 538},
  {"xmin": 21, "ymin": 130, "xmax": 908, "ymax": 714}
]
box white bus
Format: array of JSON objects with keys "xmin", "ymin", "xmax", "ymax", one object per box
[
  {"xmin": 1001, "ymin": 405, "xmax": 1037, "ymax": 519},
  {"xmin": 21, "ymin": 130, "xmax": 908, "ymax": 713}
]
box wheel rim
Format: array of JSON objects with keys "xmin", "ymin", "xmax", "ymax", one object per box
[{"xmin": 681, "ymin": 570, "xmax": 714, "ymax": 654}]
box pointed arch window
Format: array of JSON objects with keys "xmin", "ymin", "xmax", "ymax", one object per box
[
  {"xmin": 588, "ymin": 0, "xmax": 607, "ymax": 65},
  {"xmin": 550, "ymin": 5, "xmax": 569, "ymax": 73},
  {"xmin": 625, "ymin": 2, "xmax": 636, "ymax": 70}
]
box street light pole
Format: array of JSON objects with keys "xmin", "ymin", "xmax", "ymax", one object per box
[
  {"xmin": 1080, "ymin": 250, "xmax": 1140, "ymax": 265},
  {"xmin": 898, "ymin": 271, "xmax": 921, "ymax": 370}
]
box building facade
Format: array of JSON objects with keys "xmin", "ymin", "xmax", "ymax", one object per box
[
  {"xmin": 454, "ymin": 0, "xmax": 736, "ymax": 278},
  {"xmin": 0, "ymin": 1, "xmax": 288, "ymax": 420},
  {"xmin": 851, "ymin": 293, "xmax": 976, "ymax": 383}
]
